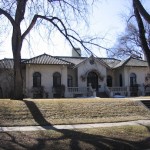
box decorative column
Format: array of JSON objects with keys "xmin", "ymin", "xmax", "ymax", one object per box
[{"xmin": 127, "ymin": 86, "xmax": 130, "ymax": 97}]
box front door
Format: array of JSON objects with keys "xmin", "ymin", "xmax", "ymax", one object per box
[{"xmin": 87, "ymin": 71, "xmax": 98, "ymax": 91}]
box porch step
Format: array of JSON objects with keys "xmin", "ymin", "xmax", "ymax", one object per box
[
  {"xmin": 97, "ymin": 92, "xmax": 109, "ymax": 98},
  {"xmin": 141, "ymin": 100, "xmax": 150, "ymax": 109}
]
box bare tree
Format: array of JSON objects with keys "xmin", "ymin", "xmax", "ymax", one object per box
[
  {"xmin": 109, "ymin": 0, "xmax": 150, "ymax": 62},
  {"xmin": 109, "ymin": 21, "xmax": 150, "ymax": 60},
  {"xmin": 0, "ymin": 0, "xmax": 101, "ymax": 99},
  {"xmin": 109, "ymin": 22, "xmax": 142, "ymax": 59}
]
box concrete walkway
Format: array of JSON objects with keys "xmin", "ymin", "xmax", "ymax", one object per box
[{"xmin": 0, "ymin": 120, "xmax": 150, "ymax": 132}]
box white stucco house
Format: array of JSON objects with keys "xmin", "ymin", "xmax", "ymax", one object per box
[{"xmin": 0, "ymin": 49, "xmax": 150, "ymax": 98}]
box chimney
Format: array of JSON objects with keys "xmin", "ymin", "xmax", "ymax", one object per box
[{"xmin": 72, "ymin": 48, "xmax": 81, "ymax": 57}]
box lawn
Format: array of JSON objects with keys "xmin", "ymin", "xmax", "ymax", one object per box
[
  {"xmin": 0, "ymin": 98, "xmax": 150, "ymax": 150},
  {"xmin": 0, "ymin": 98, "xmax": 150, "ymax": 126},
  {"xmin": 0, "ymin": 125, "xmax": 150, "ymax": 150}
]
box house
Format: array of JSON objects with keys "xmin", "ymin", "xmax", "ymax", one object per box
[{"xmin": 0, "ymin": 50, "xmax": 149, "ymax": 98}]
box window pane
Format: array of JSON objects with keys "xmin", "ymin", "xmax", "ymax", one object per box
[
  {"xmin": 33, "ymin": 72, "xmax": 41, "ymax": 87},
  {"xmin": 107, "ymin": 75, "xmax": 112, "ymax": 87},
  {"xmin": 53, "ymin": 72, "xmax": 61, "ymax": 87},
  {"xmin": 68, "ymin": 75, "xmax": 73, "ymax": 87},
  {"xmin": 119, "ymin": 74, "xmax": 122, "ymax": 87},
  {"xmin": 130, "ymin": 73, "xmax": 136, "ymax": 86}
]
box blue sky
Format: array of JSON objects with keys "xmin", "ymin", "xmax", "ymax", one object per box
[{"xmin": 0, "ymin": 0, "xmax": 149, "ymax": 59}]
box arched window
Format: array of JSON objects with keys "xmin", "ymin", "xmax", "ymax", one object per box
[
  {"xmin": 53, "ymin": 72, "xmax": 61, "ymax": 87},
  {"xmin": 68, "ymin": 75, "xmax": 73, "ymax": 87},
  {"xmin": 107, "ymin": 75, "xmax": 112, "ymax": 87},
  {"xmin": 130, "ymin": 73, "xmax": 136, "ymax": 86},
  {"xmin": 33, "ymin": 72, "xmax": 41, "ymax": 87}
]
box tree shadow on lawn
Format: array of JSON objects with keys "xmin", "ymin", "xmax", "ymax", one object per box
[{"xmin": 0, "ymin": 99, "xmax": 150, "ymax": 150}]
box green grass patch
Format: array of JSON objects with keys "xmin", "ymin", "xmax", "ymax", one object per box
[{"xmin": 0, "ymin": 98, "xmax": 150, "ymax": 126}]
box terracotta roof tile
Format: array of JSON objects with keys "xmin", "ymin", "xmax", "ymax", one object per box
[
  {"xmin": 0, "ymin": 59, "xmax": 14, "ymax": 69},
  {"xmin": 24, "ymin": 54, "xmax": 71, "ymax": 65}
]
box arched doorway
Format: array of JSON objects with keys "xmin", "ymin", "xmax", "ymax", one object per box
[{"xmin": 87, "ymin": 71, "xmax": 98, "ymax": 90}]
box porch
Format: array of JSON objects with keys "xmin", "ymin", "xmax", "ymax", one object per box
[
  {"xmin": 66, "ymin": 87, "xmax": 90, "ymax": 98},
  {"xmin": 29, "ymin": 84, "xmax": 150, "ymax": 98},
  {"xmin": 66, "ymin": 84, "xmax": 149, "ymax": 98}
]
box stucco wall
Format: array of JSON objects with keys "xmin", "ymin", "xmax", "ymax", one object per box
[
  {"xmin": 26, "ymin": 64, "xmax": 68, "ymax": 98},
  {"xmin": 77, "ymin": 58, "xmax": 107, "ymax": 92},
  {"xmin": 124, "ymin": 67, "xmax": 148, "ymax": 86}
]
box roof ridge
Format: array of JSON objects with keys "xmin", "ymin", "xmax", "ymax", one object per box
[
  {"xmin": 23, "ymin": 53, "xmax": 51, "ymax": 62},
  {"xmin": 100, "ymin": 57, "xmax": 121, "ymax": 61},
  {"xmin": 130, "ymin": 56, "xmax": 147, "ymax": 62},
  {"xmin": 55, "ymin": 57, "xmax": 73, "ymax": 65},
  {"xmin": 23, "ymin": 53, "xmax": 71, "ymax": 65},
  {"xmin": 56, "ymin": 56, "xmax": 86, "ymax": 59}
]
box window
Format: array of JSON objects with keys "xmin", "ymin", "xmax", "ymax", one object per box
[
  {"xmin": 33, "ymin": 72, "xmax": 41, "ymax": 87},
  {"xmin": 107, "ymin": 75, "xmax": 112, "ymax": 87},
  {"xmin": 53, "ymin": 72, "xmax": 61, "ymax": 87},
  {"xmin": 68, "ymin": 75, "xmax": 73, "ymax": 87},
  {"xmin": 119, "ymin": 74, "xmax": 123, "ymax": 87},
  {"xmin": 130, "ymin": 73, "xmax": 136, "ymax": 86}
]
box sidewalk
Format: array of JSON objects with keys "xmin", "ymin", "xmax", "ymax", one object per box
[{"xmin": 0, "ymin": 120, "xmax": 150, "ymax": 132}]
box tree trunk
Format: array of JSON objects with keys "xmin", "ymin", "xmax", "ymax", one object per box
[
  {"xmin": 133, "ymin": 0, "xmax": 150, "ymax": 66},
  {"xmin": 13, "ymin": 51, "xmax": 23, "ymax": 100},
  {"xmin": 12, "ymin": 28, "xmax": 23, "ymax": 100},
  {"xmin": 11, "ymin": 0, "xmax": 28, "ymax": 100}
]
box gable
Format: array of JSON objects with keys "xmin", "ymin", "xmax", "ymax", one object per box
[
  {"xmin": 77, "ymin": 56, "xmax": 107, "ymax": 80},
  {"xmin": 114, "ymin": 57, "xmax": 148, "ymax": 68},
  {"xmin": 125, "ymin": 58, "xmax": 148, "ymax": 67},
  {"xmin": 74, "ymin": 55, "xmax": 109, "ymax": 69}
]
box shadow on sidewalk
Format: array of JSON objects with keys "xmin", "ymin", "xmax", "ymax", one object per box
[{"xmin": 0, "ymin": 99, "xmax": 150, "ymax": 150}]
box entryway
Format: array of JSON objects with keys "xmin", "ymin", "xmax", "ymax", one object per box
[{"xmin": 87, "ymin": 71, "xmax": 98, "ymax": 91}]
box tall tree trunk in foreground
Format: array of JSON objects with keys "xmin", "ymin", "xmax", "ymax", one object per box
[
  {"xmin": 11, "ymin": 0, "xmax": 27, "ymax": 99},
  {"xmin": 12, "ymin": 27, "xmax": 23, "ymax": 99},
  {"xmin": 133, "ymin": 0, "xmax": 150, "ymax": 67},
  {"xmin": 133, "ymin": 0, "xmax": 150, "ymax": 24}
]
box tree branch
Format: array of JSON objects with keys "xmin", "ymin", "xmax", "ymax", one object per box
[
  {"xmin": 22, "ymin": 14, "xmax": 105, "ymax": 56},
  {"xmin": 22, "ymin": 15, "xmax": 38, "ymax": 40},
  {"xmin": 0, "ymin": 8, "xmax": 15, "ymax": 27}
]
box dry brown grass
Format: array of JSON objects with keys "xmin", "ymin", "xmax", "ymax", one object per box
[
  {"xmin": 0, "ymin": 125, "xmax": 150, "ymax": 149},
  {"xmin": 0, "ymin": 98, "xmax": 150, "ymax": 126}
]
